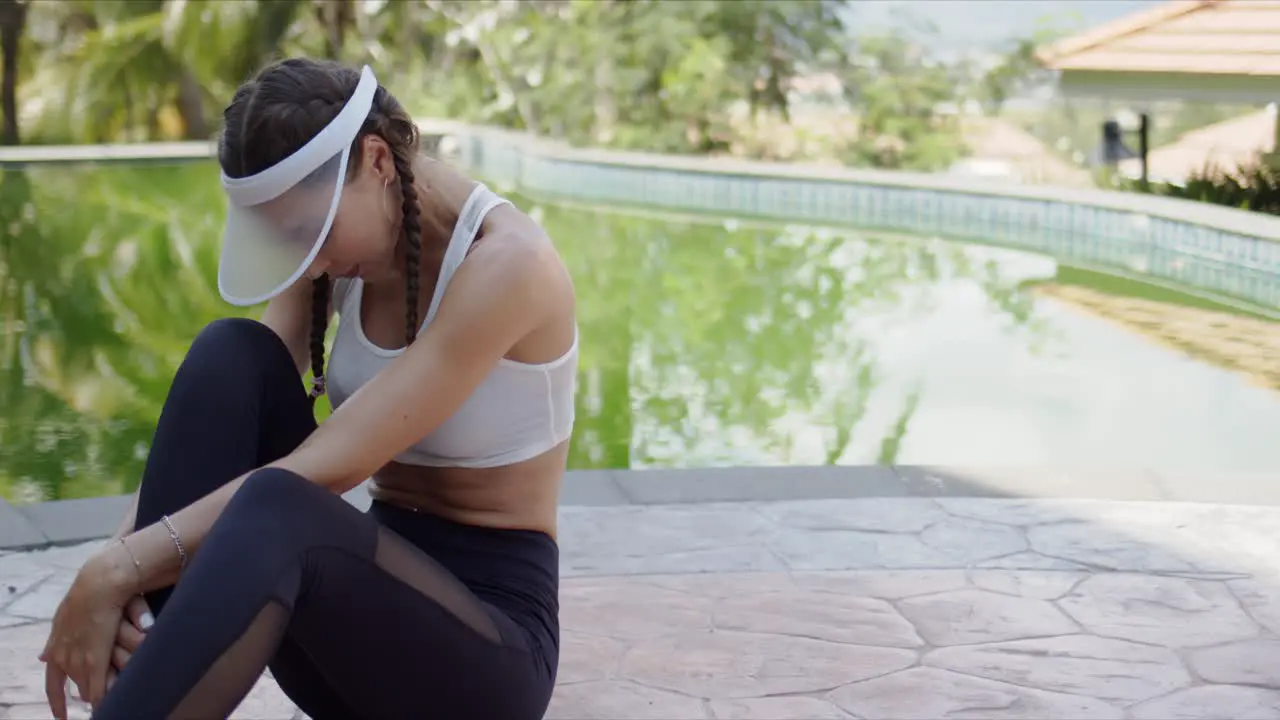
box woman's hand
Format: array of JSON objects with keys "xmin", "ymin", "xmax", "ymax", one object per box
[
  {"xmin": 111, "ymin": 595, "xmax": 153, "ymax": 675},
  {"xmin": 98, "ymin": 595, "xmax": 153, "ymax": 702},
  {"xmin": 38, "ymin": 542, "xmax": 139, "ymax": 719}
]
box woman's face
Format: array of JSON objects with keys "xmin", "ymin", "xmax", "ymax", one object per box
[{"xmin": 302, "ymin": 135, "xmax": 402, "ymax": 281}]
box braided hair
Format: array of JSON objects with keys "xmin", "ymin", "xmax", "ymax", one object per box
[{"xmin": 217, "ymin": 58, "xmax": 423, "ymax": 409}]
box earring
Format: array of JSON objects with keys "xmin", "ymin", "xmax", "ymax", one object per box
[{"xmin": 381, "ymin": 176, "xmax": 391, "ymax": 221}]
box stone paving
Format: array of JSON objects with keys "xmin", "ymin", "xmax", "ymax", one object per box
[{"xmin": 5, "ymin": 497, "xmax": 1280, "ymax": 718}]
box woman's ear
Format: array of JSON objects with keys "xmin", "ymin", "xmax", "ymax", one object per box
[{"xmin": 361, "ymin": 135, "xmax": 395, "ymax": 182}]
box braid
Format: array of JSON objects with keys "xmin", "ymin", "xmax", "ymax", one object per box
[
  {"xmin": 308, "ymin": 275, "xmax": 331, "ymax": 406},
  {"xmin": 392, "ymin": 148, "xmax": 422, "ymax": 346}
]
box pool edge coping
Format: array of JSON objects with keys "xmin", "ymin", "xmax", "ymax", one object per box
[{"xmin": 5, "ymin": 464, "xmax": 1280, "ymax": 552}]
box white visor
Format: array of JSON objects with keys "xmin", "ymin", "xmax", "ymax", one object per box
[{"xmin": 217, "ymin": 65, "xmax": 378, "ymax": 306}]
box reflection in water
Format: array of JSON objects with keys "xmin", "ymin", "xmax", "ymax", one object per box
[
  {"xmin": 1, "ymin": 163, "xmax": 251, "ymax": 502},
  {"xmin": 1032, "ymin": 281, "xmax": 1280, "ymax": 392},
  {"xmin": 2, "ymin": 162, "xmax": 1279, "ymax": 501}
]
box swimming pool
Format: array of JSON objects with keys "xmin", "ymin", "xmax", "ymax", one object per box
[{"xmin": 2, "ymin": 161, "xmax": 1279, "ymax": 502}]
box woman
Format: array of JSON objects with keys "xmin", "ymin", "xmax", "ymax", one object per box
[{"xmin": 38, "ymin": 57, "xmax": 577, "ymax": 720}]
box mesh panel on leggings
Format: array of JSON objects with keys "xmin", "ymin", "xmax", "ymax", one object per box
[
  {"xmin": 373, "ymin": 525, "xmax": 502, "ymax": 644},
  {"xmin": 168, "ymin": 601, "xmax": 289, "ymax": 720}
]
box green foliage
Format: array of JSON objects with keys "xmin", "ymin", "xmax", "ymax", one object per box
[
  {"xmin": 1127, "ymin": 158, "xmax": 1280, "ymax": 216},
  {"xmin": 4, "ymin": 0, "xmax": 989, "ymax": 171},
  {"xmin": 12, "ymin": 0, "xmax": 851, "ymax": 154},
  {"xmin": 835, "ymin": 22, "xmax": 968, "ymax": 171}
]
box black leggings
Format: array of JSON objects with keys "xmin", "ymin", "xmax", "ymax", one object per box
[{"xmin": 92, "ymin": 318, "xmax": 560, "ymax": 720}]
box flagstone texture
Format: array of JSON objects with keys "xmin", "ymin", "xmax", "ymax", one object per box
[{"xmin": 5, "ymin": 497, "xmax": 1280, "ymax": 718}]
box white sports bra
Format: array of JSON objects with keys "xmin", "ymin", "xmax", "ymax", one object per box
[{"xmin": 325, "ymin": 183, "xmax": 578, "ymax": 468}]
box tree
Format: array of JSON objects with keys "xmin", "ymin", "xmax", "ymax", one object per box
[
  {"xmin": 12, "ymin": 0, "xmax": 859, "ymax": 156},
  {"xmin": 17, "ymin": 0, "xmax": 344, "ymax": 144},
  {"xmin": 0, "ymin": 0, "xmax": 25, "ymax": 144},
  {"xmin": 838, "ymin": 23, "xmax": 968, "ymax": 171}
]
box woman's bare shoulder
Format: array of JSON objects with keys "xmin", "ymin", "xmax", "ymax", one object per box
[{"xmin": 475, "ymin": 205, "xmax": 574, "ymax": 304}]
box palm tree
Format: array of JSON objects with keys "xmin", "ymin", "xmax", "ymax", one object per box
[{"xmin": 19, "ymin": 0, "xmax": 320, "ymax": 144}]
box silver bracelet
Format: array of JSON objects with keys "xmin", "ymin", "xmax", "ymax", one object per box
[
  {"xmin": 116, "ymin": 537, "xmax": 143, "ymax": 584},
  {"xmin": 161, "ymin": 514, "xmax": 187, "ymax": 570}
]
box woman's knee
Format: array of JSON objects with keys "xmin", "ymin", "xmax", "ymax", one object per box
[
  {"xmin": 221, "ymin": 468, "xmax": 350, "ymax": 546},
  {"xmin": 176, "ymin": 318, "xmax": 299, "ymax": 392},
  {"xmin": 189, "ymin": 318, "xmax": 292, "ymax": 368},
  {"xmin": 192, "ymin": 468, "xmax": 336, "ymax": 597},
  {"xmin": 229, "ymin": 468, "xmax": 320, "ymax": 514}
]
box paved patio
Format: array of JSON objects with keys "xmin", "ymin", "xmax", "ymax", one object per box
[{"xmin": 5, "ymin": 470, "xmax": 1280, "ymax": 718}]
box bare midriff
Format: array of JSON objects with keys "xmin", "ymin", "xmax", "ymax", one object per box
[{"xmin": 367, "ymin": 442, "xmax": 569, "ymax": 540}]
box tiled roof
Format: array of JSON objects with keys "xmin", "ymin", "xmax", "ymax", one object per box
[{"xmin": 1037, "ymin": 0, "xmax": 1280, "ymax": 76}]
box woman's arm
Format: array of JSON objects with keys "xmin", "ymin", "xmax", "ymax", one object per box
[
  {"xmin": 94, "ymin": 278, "xmax": 324, "ymax": 584},
  {"xmin": 99, "ymin": 235, "xmax": 562, "ymax": 594},
  {"xmin": 107, "ymin": 491, "xmax": 138, "ymax": 543}
]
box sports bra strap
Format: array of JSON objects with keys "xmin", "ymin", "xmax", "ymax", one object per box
[{"xmin": 423, "ymin": 183, "xmax": 510, "ymax": 327}]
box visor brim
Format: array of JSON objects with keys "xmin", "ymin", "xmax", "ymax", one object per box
[{"xmin": 217, "ymin": 148, "xmax": 349, "ymax": 306}]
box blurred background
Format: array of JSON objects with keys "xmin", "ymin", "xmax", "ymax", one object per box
[
  {"xmin": 3, "ymin": 0, "xmax": 1262, "ymax": 181},
  {"xmin": 1, "ymin": 0, "xmax": 1278, "ymax": 504}
]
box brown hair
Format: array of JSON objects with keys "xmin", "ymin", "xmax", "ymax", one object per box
[{"xmin": 217, "ymin": 58, "xmax": 422, "ymax": 406}]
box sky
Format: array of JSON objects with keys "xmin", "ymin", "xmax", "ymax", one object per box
[{"xmin": 843, "ymin": 0, "xmax": 1165, "ymax": 54}]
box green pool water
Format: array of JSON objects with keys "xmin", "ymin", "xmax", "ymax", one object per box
[{"xmin": 3, "ymin": 162, "xmax": 1279, "ymax": 502}]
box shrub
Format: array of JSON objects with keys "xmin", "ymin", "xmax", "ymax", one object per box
[{"xmin": 1128, "ymin": 157, "xmax": 1280, "ymax": 216}]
